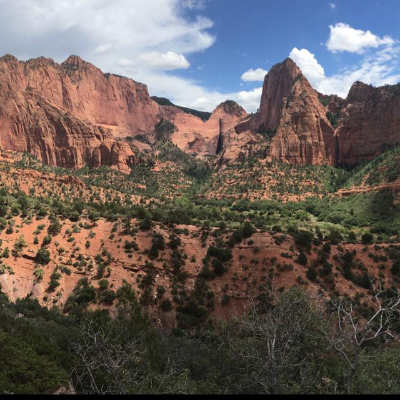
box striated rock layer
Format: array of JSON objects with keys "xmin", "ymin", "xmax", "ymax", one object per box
[
  {"xmin": 0, "ymin": 54, "xmax": 162, "ymax": 171},
  {"xmin": 1, "ymin": 53, "xmax": 399, "ymax": 172},
  {"xmin": 0, "ymin": 54, "xmax": 248, "ymax": 170},
  {"xmin": 236, "ymin": 59, "xmax": 337, "ymax": 166},
  {"xmin": 0, "ymin": 54, "xmax": 160, "ymax": 136}
]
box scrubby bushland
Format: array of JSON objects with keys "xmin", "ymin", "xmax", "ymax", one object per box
[{"xmin": 1, "ymin": 283, "xmax": 400, "ymax": 395}]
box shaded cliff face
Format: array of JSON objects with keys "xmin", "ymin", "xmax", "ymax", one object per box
[
  {"xmin": 318, "ymin": 93, "xmax": 346, "ymax": 115},
  {"xmin": 234, "ymin": 58, "xmax": 400, "ymax": 168},
  {"xmin": 0, "ymin": 54, "xmax": 160, "ymax": 171},
  {"xmin": 336, "ymin": 82, "xmax": 400, "ymax": 166},
  {"xmin": 236, "ymin": 58, "xmax": 337, "ymax": 166}
]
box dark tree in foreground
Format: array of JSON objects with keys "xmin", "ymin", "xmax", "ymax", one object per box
[{"xmin": 324, "ymin": 283, "xmax": 400, "ymax": 394}]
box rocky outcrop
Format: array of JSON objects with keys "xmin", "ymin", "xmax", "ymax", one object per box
[
  {"xmin": 2, "ymin": 52, "xmax": 398, "ymax": 173},
  {"xmin": 318, "ymin": 93, "xmax": 346, "ymax": 115},
  {"xmin": 0, "ymin": 53, "xmax": 250, "ymax": 170},
  {"xmin": 163, "ymin": 100, "xmax": 248, "ymax": 157},
  {"xmin": 236, "ymin": 58, "xmax": 337, "ymax": 166},
  {"xmin": 217, "ymin": 129, "xmax": 261, "ymax": 167},
  {"xmin": 336, "ymin": 82, "xmax": 400, "ymax": 166}
]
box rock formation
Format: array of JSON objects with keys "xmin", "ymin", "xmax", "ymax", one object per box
[
  {"xmin": 236, "ymin": 58, "xmax": 337, "ymax": 166},
  {"xmin": 0, "ymin": 54, "xmax": 160, "ymax": 136},
  {"xmin": 1, "ymin": 53, "xmax": 399, "ymax": 172},
  {"xmin": 0, "ymin": 54, "xmax": 162, "ymax": 171},
  {"xmin": 0, "ymin": 54, "xmax": 248, "ymax": 170},
  {"xmin": 0, "ymin": 91, "xmax": 137, "ymax": 173},
  {"xmin": 336, "ymin": 82, "xmax": 400, "ymax": 166},
  {"xmin": 162, "ymin": 100, "xmax": 248, "ymax": 157},
  {"xmin": 235, "ymin": 58, "xmax": 400, "ymax": 168}
]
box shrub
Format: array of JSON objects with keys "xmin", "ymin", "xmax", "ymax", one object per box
[
  {"xmin": 161, "ymin": 299, "xmax": 173, "ymax": 313},
  {"xmin": 36, "ymin": 248, "xmax": 51, "ymax": 265},
  {"xmin": 294, "ymin": 230, "xmax": 314, "ymax": 250},
  {"xmin": 242, "ymin": 222, "xmax": 256, "ymax": 239},
  {"xmin": 297, "ymin": 252, "xmax": 308, "ymax": 266},
  {"xmin": 306, "ymin": 267, "xmax": 318, "ymax": 282},
  {"xmin": 362, "ymin": 233, "xmax": 374, "ymax": 245}
]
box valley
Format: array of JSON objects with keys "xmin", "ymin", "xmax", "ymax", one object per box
[{"xmin": 0, "ymin": 53, "xmax": 399, "ymax": 395}]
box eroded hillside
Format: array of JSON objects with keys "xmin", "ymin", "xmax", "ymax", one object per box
[{"xmin": 0, "ymin": 148, "xmax": 399, "ymax": 329}]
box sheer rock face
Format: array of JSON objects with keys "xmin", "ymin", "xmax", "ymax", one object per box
[
  {"xmin": 236, "ymin": 58, "xmax": 337, "ymax": 166},
  {"xmin": 237, "ymin": 58, "xmax": 302, "ymax": 134},
  {"xmin": 0, "ymin": 54, "xmax": 157, "ymax": 171},
  {"xmin": 217, "ymin": 129, "xmax": 261, "ymax": 168},
  {"xmin": 234, "ymin": 59, "xmax": 400, "ymax": 168},
  {"xmin": 0, "ymin": 54, "xmax": 160, "ymax": 136},
  {"xmin": 162, "ymin": 101, "xmax": 248, "ymax": 157},
  {"xmin": 336, "ymin": 82, "xmax": 400, "ymax": 166}
]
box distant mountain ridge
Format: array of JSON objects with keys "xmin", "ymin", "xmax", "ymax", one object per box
[
  {"xmin": 0, "ymin": 53, "xmax": 399, "ymax": 173},
  {"xmin": 152, "ymin": 96, "xmax": 212, "ymax": 121}
]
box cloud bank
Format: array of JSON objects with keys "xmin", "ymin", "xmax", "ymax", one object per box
[
  {"xmin": 289, "ymin": 24, "xmax": 400, "ymax": 98},
  {"xmin": 241, "ymin": 68, "xmax": 268, "ymax": 82},
  {"xmin": 0, "ymin": 2, "xmax": 399, "ymax": 112}
]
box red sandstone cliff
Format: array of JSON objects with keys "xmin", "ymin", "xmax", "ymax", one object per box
[
  {"xmin": 236, "ymin": 58, "xmax": 337, "ymax": 166},
  {"xmin": 336, "ymin": 82, "xmax": 400, "ymax": 166},
  {"xmin": 161, "ymin": 100, "xmax": 248, "ymax": 157},
  {"xmin": 0, "ymin": 91, "xmax": 137, "ymax": 173},
  {"xmin": 0, "ymin": 54, "xmax": 248, "ymax": 170},
  {"xmin": 0, "ymin": 54, "xmax": 163, "ymax": 171},
  {"xmin": 0, "ymin": 54, "xmax": 160, "ymax": 136},
  {"xmin": 1, "ymin": 53, "xmax": 399, "ymax": 173}
]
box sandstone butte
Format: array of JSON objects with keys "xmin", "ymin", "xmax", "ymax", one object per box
[
  {"xmin": 0, "ymin": 53, "xmax": 399, "ymax": 173},
  {"xmin": 234, "ymin": 57, "xmax": 400, "ymax": 167}
]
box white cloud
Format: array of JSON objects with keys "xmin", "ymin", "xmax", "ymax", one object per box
[
  {"xmin": 138, "ymin": 51, "xmax": 190, "ymax": 70},
  {"xmin": 236, "ymin": 87, "xmax": 263, "ymax": 112},
  {"xmin": 182, "ymin": 0, "xmax": 207, "ymax": 10},
  {"xmin": 117, "ymin": 58, "xmax": 136, "ymax": 67},
  {"xmin": 94, "ymin": 43, "xmax": 113, "ymax": 55},
  {"xmin": 0, "ymin": 0, "xmax": 232, "ymax": 110},
  {"xmin": 327, "ymin": 23, "xmax": 394, "ymax": 54},
  {"xmin": 2, "ymin": 5, "xmax": 399, "ymax": 115},
  {"xmin": 0, "ymin": 0, "xmax": 217, "ymax": 59},
  {"xmin": 289, "ymin": 48, "xmax": 325, "ymax": 87},
  {"xmin": 241, "ymin": 68, "xmax": 268, "ymax": 82},
  {"xmin": 191, "ymin": 97, "xmax": 215, "ymax": 110},
  {"xmin": 329, "ymin": 3, "xmax": 336, "ymax": 10},
  {"xmin": 0, "ymin": 0, "xmax": 265, "ymax": 113},
  {"xmin": 317, "ymin": 55, "xmax": 400, "ymax": 97},
  {"xmin": 289, "ymin": 43, "xmax": 400, "ymax": 98}
]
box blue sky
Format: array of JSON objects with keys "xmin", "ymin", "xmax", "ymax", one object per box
[
  {"xmin": 183, "ymin": 0, "xmax": 400, "ymax": 91},
  {"xmin": 0, "ymin": 0, "xmax": 399, "ymax": 112}
]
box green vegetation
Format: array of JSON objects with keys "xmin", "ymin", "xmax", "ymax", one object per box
[
  {"xmin": 1, "ymin": 285, "xmax": 400, "ymax": 394},
  {"xmin": 344, "ymin": 145, "xmax": 400, "ymax": 187},
  {"xmin": 151, "ymin": 96, "xmax": 212, "ymax": 121},
  {"xmin": 0, "ymin": 140, "xmax": 399, "ymax": 394},
  {"xmin": 327, "ymin": 110, "xmax": 340, "ymax": 128}
]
